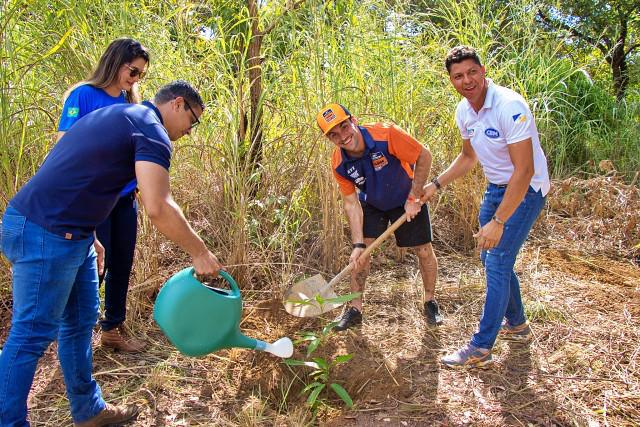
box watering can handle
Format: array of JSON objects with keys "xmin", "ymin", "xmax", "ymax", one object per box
[{"xmin": 191, "ymin": 268, "xmax": 241, "ymax": 297}]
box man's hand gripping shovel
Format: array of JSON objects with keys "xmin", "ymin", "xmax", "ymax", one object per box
[{"xmin": 283, "ymin": 212, "xmax": 410, "ymax": 318}]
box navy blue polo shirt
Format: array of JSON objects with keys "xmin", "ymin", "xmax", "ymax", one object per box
[
  {"xmin": 10, "ymin": 101, "xmax": 172, "ymax": 239},
  {"xmin": 332, "ymin": 123, "xmax": 422, "ymax": 211}
]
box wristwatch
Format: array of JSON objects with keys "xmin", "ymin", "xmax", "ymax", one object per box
[
  {"xmin": 431, "ymin": 177, "xmax": 442, "ymax": 190},
  {"xmin": 352, "ymin": 243, "xmax": 367, "ymax": 249},
  {"xmin": 492, "ymin": 215, "xmax": 505, "ymax": 225}
]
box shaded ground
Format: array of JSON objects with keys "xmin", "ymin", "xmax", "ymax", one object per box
[
  {"xmin": 14, "ymin": 239, "xmax": 640, "ymax": 426},
  {"xmin": 2, "ymin": 175, "xmax": 639, "ymax": 426}
]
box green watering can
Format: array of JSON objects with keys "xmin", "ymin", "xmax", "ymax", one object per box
[{"xmin": 153, "ymin": 267, "xmax": 293, "ymax": 358}]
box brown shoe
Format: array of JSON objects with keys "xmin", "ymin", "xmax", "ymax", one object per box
[
  {"xmin": 75, "ymin": 403, "xmax": 138, "ymax": 427},
  {"xmin": 101, "ymin": 325, "xmax": 145, "ymax": 353}
]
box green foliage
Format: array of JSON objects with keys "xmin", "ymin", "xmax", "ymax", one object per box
[
  {"xmin": 411, "ymin": 0, "xmax": 640, "ymax": 178},
  {"xmin": 1, "ymin": 0, "xmax": 638, "ymax": 295},
  {"xmin": 535, "ymin": 0, "xmax": 639, "ymax": 100},
  {"xmin": 286, "ymin": 290, "xmax": 362, "ymax": 313},
  {"xmin": 284, "ymin": 321, "xmax": 354, "ymax": 411}
]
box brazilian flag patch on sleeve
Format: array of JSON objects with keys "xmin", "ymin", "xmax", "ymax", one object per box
[{"xmin": 67, "ymin": 107, "xmax": 79, "ymax": 118}]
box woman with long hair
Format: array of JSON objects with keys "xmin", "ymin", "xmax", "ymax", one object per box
[{"xmin": 58, "ymin": 37, "xmax": 150, "ymax": 352}]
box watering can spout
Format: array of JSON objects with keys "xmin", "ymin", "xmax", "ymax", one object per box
[
  {"xmin": 228, "ymin": 333, "xmax": 259, "ymax": 351},
  {"xmin": 228, "ymin": 334, "xmax": 293, "ymax": 358}
]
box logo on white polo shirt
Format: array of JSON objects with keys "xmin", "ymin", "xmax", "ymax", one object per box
[
  {"xmin": 467, "ymin": 128, "xmax": 475, "ymax": 137},
  {"xmin": 512, "ymin": 113, "xmax": 527, "ymax": 123},
  {"xmin": 485, "ymin": 128, "xmax": 500, "ymax": 138}
]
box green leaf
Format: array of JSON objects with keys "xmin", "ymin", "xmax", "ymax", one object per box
[
  {"xmin": 293, "ymin": 334, "xmax": 317, "ymax": 345},
  {"xmin": 334, "ymin": 354, "xmax": 353, "ymax": 364},
  {"xmin": 322, "ymin": 321, "xmax": 338, "ymax": 335},
  {"xmin": 330, "ymin": 383, "xmax": 353, "ymax": 407},
  {"xmin": 283, "ymin": 359, "xmax": 307, "ymax": 366},
  {"xmin": 312, "ymin": 357, "xmax": 329, "ymax": 370},
  {"xmin": 285, "ymin": 298, "xmax": 314, "ymax": 306},
  {"xmin": 301, "ymin": 381, "xmax": 323, "ymax": 393},
  {"xmin": 307, "ymin": 383, "xmax": 326, "ymax": 407},
  {"xmin": 41, "ymin": 27, "xmax": 73, "ymax": 60},
  {"xmin": 324, "ymin": 292, "xmax": 362, "ymax": 304},
  {"xmin": 306, "ymin": 338, "xmax": 321, "ymax": 356},
  {"xmin": 304, "ymin": 362, "xmax": 321, "ymax": 369}
]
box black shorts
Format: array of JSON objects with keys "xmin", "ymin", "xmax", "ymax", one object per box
[{"xmin": 361, "ymin": 201, "xmax": 433, "ymax": 247}]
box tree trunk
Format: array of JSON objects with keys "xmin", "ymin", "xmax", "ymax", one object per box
[
  {"xmin": 610, "ymin": 51, "xmax": 628, "ymax": 102},
  {"xmin": 247, "ymin": 0, "xmax": 264, "ymax": 171}
]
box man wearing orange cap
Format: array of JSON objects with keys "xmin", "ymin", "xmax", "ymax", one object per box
[{"xmin": 316, "ymin": 104, "xmax": 443, "ymax": 330}]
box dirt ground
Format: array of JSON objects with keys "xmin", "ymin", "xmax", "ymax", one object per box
[
  {"xmin": 2, "ymin": 176, "xmax": 639, "ymax": 426},
  {"xmin": 11, "ymin": 239, "xmax": 639, "ymax": 426}
]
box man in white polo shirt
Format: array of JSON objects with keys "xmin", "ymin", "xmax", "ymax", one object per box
[{"xmin": 422, "ymin": 45, "xmax": 550, "ymax": 368}]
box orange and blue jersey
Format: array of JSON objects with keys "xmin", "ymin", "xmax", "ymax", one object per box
[{"xmin": 332, "ymin": 123, "xmax": 422, "ymax": 211}]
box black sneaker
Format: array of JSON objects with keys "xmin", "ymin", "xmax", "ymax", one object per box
[
  {"xmin": 424, "ymin": 300, "xmax": 443, "ymax": 325},
  {"xmin": 333, "ymin": 307, "xmax": 362, "ymax": 331}
]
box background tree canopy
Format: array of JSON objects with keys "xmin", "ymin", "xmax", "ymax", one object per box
[
  {"xmin": 1, "ymin": 0, "xmax": 639, "ymax": 268},
  {"xmin": 0, "ymin": 3, "xmax": 639, "ymax": 424},
  {"xmin": 536, "ymin": 0, "xmax": 639, "ymax": 101}
]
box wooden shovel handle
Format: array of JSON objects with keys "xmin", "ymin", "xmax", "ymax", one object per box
[{"xmin": 323, "ymin": 213, "xmax": 408, "ymax": 290}]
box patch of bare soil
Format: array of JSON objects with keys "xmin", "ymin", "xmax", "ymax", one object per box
[{"xmin": 9, "ymin": 176, "xmax": 640, "ymax": 426}]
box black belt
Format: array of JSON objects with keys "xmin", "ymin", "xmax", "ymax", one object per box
[{"xmin": 489, "ymin": 183, "xmax": 508, "ymax": 188}]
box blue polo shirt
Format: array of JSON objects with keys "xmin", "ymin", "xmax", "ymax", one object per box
[
  {"xmin": 58, "ymin": 84, "xmax": 138, "ymax": 197},
  {"xmin": 332, "ymin": 123, "xmax": 422, "ymax": 211},
  {"xmin": 58, "ymin": 84, "xmax": 126, "ymax": 131},
  {"xmin": 10, "ymin": 101, "xmax": 172, "ymax": 239}
]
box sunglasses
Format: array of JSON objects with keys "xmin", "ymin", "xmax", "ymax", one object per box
[
  {"xmin": 124, "ymin": 64, "xmax": 146, "ymax": 79},
  {"xmin": 183, "ymin": 99, "xmax": 201, "ymax": 129}
]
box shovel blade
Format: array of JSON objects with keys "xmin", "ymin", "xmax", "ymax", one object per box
[{"xmin": 283, "ymin": 274, "xmax": 343, "ymax": 318}]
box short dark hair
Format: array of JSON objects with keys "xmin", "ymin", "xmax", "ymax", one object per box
[
  {"xmin": 445, "ymin": 46, "xmax": 482, "ymax": 73},
  {"xmin": 154, "ymin": 80, "xmax": 205, "ymax": 111}
]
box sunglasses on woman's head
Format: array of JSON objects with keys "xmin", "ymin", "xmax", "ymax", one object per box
[{"xmin": 125, "ymin": 64, "xmax": 146, "ymax": 79}]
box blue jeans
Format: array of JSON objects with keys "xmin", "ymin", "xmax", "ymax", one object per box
[
  {"xmin": 0, "ymin": 206, "xmax": 106, "ymax": 426},
  {"xmin": 470, "ymin": 185, "xmax": 545, "ymax": 350},
  {"xmin": 96, "ymin": 193, "xmax": 138, "ymax": 331}
]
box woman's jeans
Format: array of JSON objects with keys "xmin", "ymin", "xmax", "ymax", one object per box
[
  {"xmin": 96, "ymin": 193, "xmax": 138, "ymax": 331},
  {"xmin": 0, "ymin": 206, "xmax": 105, "ymax": 426},
  {"xmin": 470, "ymin": 184, "xmax": 546, "ymax": 350}
]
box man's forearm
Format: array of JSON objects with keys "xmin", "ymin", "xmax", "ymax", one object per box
[
  {"xmin": 147, "ymin": 197, "xmax": 207, "ymax": 257},
  {"xmin": 435, "ymin": 152, "xmax": 476, "ymax": 188},
  {"xmin": 494, "ymin": 169, "xmax": 533, "ymax": 222},
  {"xmin": 410, "ymin": 148, "xmax": 432, "ymax": 198},
  {"xmin": 343, "ymin": 196, "xmax": 364, "ymax": 244}
]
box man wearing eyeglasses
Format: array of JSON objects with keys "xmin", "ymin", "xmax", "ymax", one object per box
[{"xmin": 0, "ymin": 80, "xmax": 219, "ymax": 427}]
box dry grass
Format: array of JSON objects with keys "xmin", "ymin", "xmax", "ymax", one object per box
[{"xmin": 2, "ymin": 176, "xmax": 639, "ymax": 426}]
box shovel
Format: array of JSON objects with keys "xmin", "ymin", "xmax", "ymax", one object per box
[{"xmin": 283, "ymin": 213, "xmax": 409, "ymax": 317}]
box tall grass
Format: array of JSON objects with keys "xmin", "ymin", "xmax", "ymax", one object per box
[{"xmin": 1, "ymin": 0, "xmax": 638, "ymax": 304}]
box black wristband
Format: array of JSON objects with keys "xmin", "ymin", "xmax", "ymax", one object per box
[
  {"xmin": 352, "ymin": 243, "xmax": 367, "ymax": 249},
  {"xmin": 432, "ymin": 177, "xmax": 442, "ymax": 190}
]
